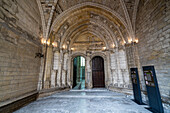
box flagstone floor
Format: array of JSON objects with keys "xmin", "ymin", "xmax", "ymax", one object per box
[{"xmin": 14, "ymin": 88, "xmax": 152, "ymax": 113}]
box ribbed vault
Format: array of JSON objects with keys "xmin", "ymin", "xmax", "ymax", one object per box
[{"xmin": 50, "ymin": 5, "xmax": 131, "ymax": 51}]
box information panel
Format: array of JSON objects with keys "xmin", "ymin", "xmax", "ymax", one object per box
[
  {"xmin": 130, "ymin": 68, "xmax": 142, "ymax": 104},
  {"xmin": 143, "ymin": 66, "xmax": 164, "ymax": 113}
]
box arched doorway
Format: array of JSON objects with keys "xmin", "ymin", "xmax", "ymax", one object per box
[
  {"xmin": 92, "ymin": 56, "xmax": 105, "ymax": 88},
  {"xmin": 73, "ymin": 56, "xmax": 85, "ymax": 89}
]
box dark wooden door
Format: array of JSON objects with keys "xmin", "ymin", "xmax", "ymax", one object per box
[{"xmin": 92, "ymin": 56, "xmax": 105, "ymax": 88}]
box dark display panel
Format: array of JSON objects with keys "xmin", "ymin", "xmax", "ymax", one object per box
[
  {"xmin": 130, "ymin": 68, "xmax": 142, "ymax": 104},
  {"xmin": 143, "ymin": 66, "xmax": 164, "ymax": 113}
]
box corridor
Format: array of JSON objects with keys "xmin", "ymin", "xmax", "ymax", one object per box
[{"xmin": 15, "ymin": 89, "xmax": 151, "ymax": 113}]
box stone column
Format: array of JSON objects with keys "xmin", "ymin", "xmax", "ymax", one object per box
[
  {"xmin": 106, "ymin": 51, "xmax": 111, "ymax": 88},
  {"xmin": 44, "ymin": 45, "xmax": 53, "ymax": 89},
  {"xmin": 62, "ymin": 52, "xmax": 68, "ymax": 86},
  {"xmin": 122, "ymin": 49, "xmax": 130, "ymax": 88},
  {"xmin": 53, "ymin": 50, "xmax": 60, "ymax": 87},
  {"xmin": 51, "ymin": 49, "xmax": 58, "ymax": 88},
  {"xmin": 125, "ymin": 43, "xmax": 141, "ymax": 88},
  {"xmin": 57, "ymin": 50, "xmax": 63, "ymax": 87},
  {"xmin": 51, "ymin": 70, "xmax": 57, "ymax": 88},
  {"xmin": 37, "ymin": 57, "xmax": 44, "ymax": 90},
  {"xmin": 110, "ymin": 51, "xmax": 117, "ymax": 87},
  {"xmin": 116, "ymin": 49, "xmax": 123, "ymax": 87},
  {"xmin": 67, "ymin": 53, "xmax": 71, "ymax": 87},
  {"xmin": 86, "ymin": 55, "xmax": 92, "ymax": 89}
]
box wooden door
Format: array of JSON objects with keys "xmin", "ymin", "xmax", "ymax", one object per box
[{"xmin": 92, "ymin": 56, "xmax": 105, "ymax": 88}]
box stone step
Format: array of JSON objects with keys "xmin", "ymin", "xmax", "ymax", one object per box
[
  {"xmin": 50, "ymin": 95, "xmax": 126, "ymax": 99},
  {"xmin": 70, "ymin": 88, "xmax": 108, "ymax": 92}
]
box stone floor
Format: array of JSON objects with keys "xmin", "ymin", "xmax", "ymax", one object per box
[{"xmin": 15, "ymin": 89, "xmax": 152, "ymax": 113}]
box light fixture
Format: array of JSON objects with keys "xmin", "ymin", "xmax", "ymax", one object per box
[
  {"xmin": 71, "ymin": 48, "xmax": 74, "ymax": 51},
  {"xmin": 122, "ymin": 40, "xmax": 126, "ymax": 45},
  {"xmin": 127, "ymin": 37, "xmax": 139, "ymax": 44},
  {"xmin": 52, "ymin": 42, "xmax": 58, "ymax": 47},
  {"xmin": 134, "ymin": 39, "xmax": 139, "ymax": 43},
  {"xmin": 46, "ymin": 41, "xmax": 50, "ymax": 46},
  {"xmin": 128, "ymin": 38, "xmax": 133, "ymax": 43},
  {"xmin": 36, "ymin": 38, "xmax": 46, "ymax": 59},
  {"xmin": 112, "ymin": 43, "xmax": 115, "ymax": 48},
  {"xmin": 103, "ymin": 47, "xmax": 106, "ymax": 50},
  {"xmin": 41, "ymin": 38, "xmax": 58, "ymax": 47},
  {"xmin": 41, "ymin": 38, "xmax": 50, "ymax": 45},
  {"xmin": 62, "ymin": 45, "xmax": 66, "ymax": 49},
  {"xmin": 41, "ymin": 38, "xmax": 47, "ymax": 45}
]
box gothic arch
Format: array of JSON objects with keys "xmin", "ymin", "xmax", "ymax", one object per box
[
  {"xmin": 91, "ymin": 52, "xmax": 106, "ymax": 61},
  {"xmin": 89, "ymin": 52, "xmax": 108, "ymax": 88},
  {"xmin": 69, "ymin": 52, "xmax": 87, "ymax": 88},
  {"xmin": 71, "ymin": 52, "xmax": 87, "ymax": 61},
  {"xmin": 49, "ymin": 2, "xmax": 131, "ymax": 48},
  {"xmin": 50, "ymin": 2, "xmax": 129, "ymax": 35}
]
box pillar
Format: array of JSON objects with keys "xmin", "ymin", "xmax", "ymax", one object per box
[
  {"xmin": 44, "ymin": 45, "xmax": 53, "ymax": 89},
  {"xmin": 86, "ymin": 55, "xmax": 92, "ymax": 89}
]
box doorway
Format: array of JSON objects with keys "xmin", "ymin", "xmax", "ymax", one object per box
[
  {"xmin": 73, "ymin": 56, "xmax": 85, "ymax": 89},
  {"xmin": 92, "ymin": 56, "xmax": 105, "ymax": 88}
]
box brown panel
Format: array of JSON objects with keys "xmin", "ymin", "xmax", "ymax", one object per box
[{"xmin": 92, "ymin": 56, "xmax": 105, "ymax": 87}]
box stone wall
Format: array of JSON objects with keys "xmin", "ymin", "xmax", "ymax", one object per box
[
  {"xmin": 110, "ymin": 49, "xmax": 130, "ymax": 88},
  {"xmin": 43, "ymin": 48, "xmax": 131, "ymax": 90},
  {"xmin": 0, "ymin": 0, "xmax": 41, "ymax": 105},
  {"xmin": 135, "ymin": 0, "xmax": 170, "ymax": 103}
]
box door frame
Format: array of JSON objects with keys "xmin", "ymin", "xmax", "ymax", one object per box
[
  {"xmin": 70, "ymin": 53, "xmax": 87, "ymax": 88},
  {"xmin": 92, "ymin": 56, "xmax": 105, "ymax": 87},
  {"xmin": 90, "ymin": 53, "xmax": 107, "ymax": 88}
]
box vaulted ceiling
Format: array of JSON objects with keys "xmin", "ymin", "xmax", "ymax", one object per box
[{"xmin": 36, "ymin": 0, "xmax": 141, "ymax": 51}]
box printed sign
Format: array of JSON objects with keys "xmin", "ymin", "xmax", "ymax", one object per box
[
  {"xmin": 131, "ymin": 70, "xmax": 137, "ymax": 84},
  {"xmin": 143, "ymin": 70, "xmax": 155, "ymax": 87}
]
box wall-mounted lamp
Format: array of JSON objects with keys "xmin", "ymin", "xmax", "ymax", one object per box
[
  {"xmin": 41, "ymin": 38, "xmax": 58, "ymax": 47},
  {"xmin": 112, "ymin": 44, "xmax": 115, "ymax": 48},
  {"xmin": 35, "ymin": 38, "xmax": 47, "ymax": 59},
  {"xmin": 122, "ymin": 40, "xmax": 126, "ymax": 45},
  {"xmin": 37, "ymin": 38, "xmax": 57, "ymax": 59},
  {"xmin": 134, "ymin": 39, "xmax": 139, "ymax": 43},
  {"xmin": 71, "ymin": 48, "xmax": 75, "ymax": 51},
  {"xmin": 41, "ymin": 38, "xmax": 50, "ymax": 46},
  {"xmin": 41, "ymin": 38, "xmax": 47, "ymax": 45},
  {"xmin": 128, "ymin": 38, "xmax": 133, "ymax": 43},
  {"xmin": 47, "ymin": 41, "xmax": 50, "ymax": 46},
  {"xmin": 62, "ymin": 45, "xmax": 66, "ymax": 49},
  {"xmin": 103, "ymin": 47, "xmax": 106, "ymax": 50},
  {"xmin": 127, "ymin": 38, "xmax": 139, "ymax": 44},
  {"xmin": 52, "ymin": 42, "xmax": 58, "ymax": 47}
]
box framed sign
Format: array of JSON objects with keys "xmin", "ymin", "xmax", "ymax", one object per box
[
  {"xmin": 131, "ymin": 70, "xmax": 137, "ymax": 84},
  {"xmin": 144, "ymin": 70, "xmax": 155, "ymax": 87}
]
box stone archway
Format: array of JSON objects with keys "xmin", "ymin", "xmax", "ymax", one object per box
[
  {"xmin": 70, "ymin": 53, "xmax": 87, "ymax": 88},
  {"xmin": 72, "ymin": 56, "xmax": 86, "ymax": 89},
  {"xmin": 42, "ymin": 3, "xmax": 132, "ymax": 90},
  {"xmin": 90, "ymin": 52, "xmax": 109, "ymax": 88}
]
